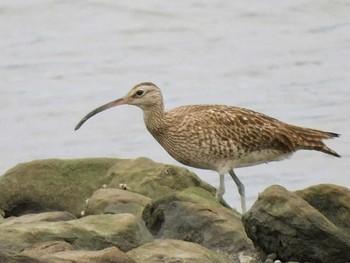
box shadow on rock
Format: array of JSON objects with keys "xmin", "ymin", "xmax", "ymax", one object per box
[{"xmin": 142, "ymin": 187, "xmax": 261, "ymax": 263}]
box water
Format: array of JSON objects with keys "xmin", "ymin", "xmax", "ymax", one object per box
[{"xmin": 1, "ymin": 0, "xmax": 350, "ymax": 210}]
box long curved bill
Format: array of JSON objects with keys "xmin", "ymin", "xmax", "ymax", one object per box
[{"xmin": 75, "ymin": 98, "xmax": 126, "ymax": 130}]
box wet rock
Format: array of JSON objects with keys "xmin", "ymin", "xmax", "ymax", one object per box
[
  {"xmin": 0, "ymin": 213, "xmax": 153, "ymax": 254},
  {"xmin": 243, "ymin": 185, "xmax": 350, "ymax": 263},
  {"xmin": 0, "ymin": 158, "xmax": 120, "ymax": 217},
  {"xmin": 85, "ymin": 188, "xmax": 151, "ymax": 217},
  {"xmin": 21, "ymin": 241, "xmax": 136, "ymax": 263},
  {"xmin": 107, "ymin": 157, "xmax": 216, "ymax": 199},
  {"xmin": 127, "ymin": 239, "xmax": 228, "ymax": 263},
  {"xmin": 142, "ymin": 187, "xmax": 259, "ymax": 262}
]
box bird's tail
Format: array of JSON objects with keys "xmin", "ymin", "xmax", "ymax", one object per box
[{"xmin": 287, "ymin": 124, "xmax": 341, "ymax": 157}]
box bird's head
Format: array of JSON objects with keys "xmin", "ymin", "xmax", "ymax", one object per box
[
  {"xmin": 74, "ymin": 82, "xmax": 163, "ymax": 130},
  {"xmin": 124, "ymin": 82, "xmax": 163, "ymax": 109}
]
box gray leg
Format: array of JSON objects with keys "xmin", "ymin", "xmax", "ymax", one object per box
[
  {"xmin": 215, "ymin": 174, "xmax": 232, "ymax": 209},
  {"xmin": 215, "ymin": 173, "xmax": 232, "ymax": 208},
  {"xmin": 215, "ymin": 173, "xmax": 225, "ymax": 199},
  {"xmin": 228, "ymin": 170, "xmax": 246, "ymax": 213}
]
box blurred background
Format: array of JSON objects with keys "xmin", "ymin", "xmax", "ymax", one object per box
[{"xmin": 1, "ymin": 0, "xmax": 349, "ymax": 210}]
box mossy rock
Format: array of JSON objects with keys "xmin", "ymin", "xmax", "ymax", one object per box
[
  {"xmin": 127, "ymin": 239, "xmax": 229, "ymax": 263},
  {"xmin": 84, "ymin": 188, "xmax": 151, "ymax": 217},
  {"xmin": 0, "ymin": 157, "xmax": 217, "ymax": 218},
  {"xmin": 107, "ymin": 157, "xmax": 216, "ymax": 199},
  {"xmin": 243, "ymin": 184, "xmax": 350, "ymax": 263},
  {"xmin": 0, "ymin": 158, "xmax": 120, "ymax": 217},
  {"xmin": 0, "ymin": 214, "xmax": 153, "ymax": 254}
]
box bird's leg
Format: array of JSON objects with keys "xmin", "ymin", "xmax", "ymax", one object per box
[
  {"xmin": 215, "ymin": 174, "xmax": 232, "ymax": 208},
  {"xmin": 215, "ymin": 173, "xmax": 225, "ymax": 200},
  {"xmin": 228, "ymin": 170, "xmax": 246, "ymax": 214}
]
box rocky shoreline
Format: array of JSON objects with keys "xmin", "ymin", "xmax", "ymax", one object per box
[{"xmin": 0, "ymin": 157, "xmax": 349, "ymax": 263}]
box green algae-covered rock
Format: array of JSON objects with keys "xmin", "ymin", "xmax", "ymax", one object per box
[
  {"xmin": 0, "ymin": 157, "xmax": 216, "ymax": 218},
  {"xmin": 21, "ymin": 242, "xmax": 136, "ymax": 263},
  {"xmin": 85, "ymin": 188, "xmax": 151, "ymax": 217},
  {"xmin": 127, "ymin": 239, "xmax": 229, "ymax": 263},
  {"xmin": 0, "ymin": 213, "xmax": 153, "ymax": 254},
  {"xmin": 1, "ymin": 211, "xmax": 76, "ymax": 226},
  {"xmin": 107, "ymin": 157, "xmax": 216, "ymax": 199},
  {"xmin": 243, "ymin": 184, "xmax": 350, "ymax": 263},
  {"xmin": 0, "ymin": 157, "xmax": 266, "ymax": 262},
  {"xmin": 0, "ymin": 158, "xmax": 120, "ymax": 217}
]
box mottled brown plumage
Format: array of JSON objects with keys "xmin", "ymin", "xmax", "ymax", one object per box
[{"xmin": 75, "ymin": 82, "xmax": 340, "ymax": 213}]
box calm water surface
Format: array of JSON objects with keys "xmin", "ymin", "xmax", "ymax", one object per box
[{"xmin": 1, "ymin": 1, "xmax": 350, "ymax": 209}]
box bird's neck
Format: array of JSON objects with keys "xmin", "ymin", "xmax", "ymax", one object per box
[{"xmin": 143, "ymin": 104, "xmax": 167, "ymax": 137}]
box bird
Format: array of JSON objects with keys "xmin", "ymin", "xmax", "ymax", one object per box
[{"xmin": 75, "ymin": 82, "xmax": 340, "ymax": 213}]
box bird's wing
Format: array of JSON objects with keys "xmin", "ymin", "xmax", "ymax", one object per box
[{"xmin": 169, "ymin": 105, "xmax": 296, "ymax": 154}]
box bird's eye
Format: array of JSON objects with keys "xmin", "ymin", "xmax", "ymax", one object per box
[{"xmin": 135, "ymin": 89, "xmax": 144, "ymax": 97}]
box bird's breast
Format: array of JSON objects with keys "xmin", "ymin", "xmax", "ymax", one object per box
[{"xmin": 149, "ymin": 125, "xmax": 239, "ymax": 170}]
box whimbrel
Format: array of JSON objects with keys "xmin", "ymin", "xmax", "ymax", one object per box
[{"xmin": 75, "ymin": 82, "xmax": 340, "ymax": 213}]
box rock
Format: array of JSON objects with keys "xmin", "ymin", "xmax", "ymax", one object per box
[
  {"xmin": 51, "ymin": 247, "xmax": 136, "ymax": 263},
  {"xmin": 21, "ymin": 241, "xmax": 136, "ymax": 263},
  {"xmin": 107, "ymin": 157, "xmax": 216, "ymax": 199},
  {"xmin": 243, "ymin": 185, "xmax": 350, "ymax": 263},
  {"xmin": 85, "ymin": 188, "xmax": 151, "ymax": 217},
  {"xmin": 1, "ymin": 211, "xmax": 76, "ymax": 226},
  {"xmin": 142, "ymin": 187, "xmax": 259, "ymax": 262},
  {"xmin": 21, "ymin": 241, "xmax": 73, "ymax": 256},
  {"xmin": 0, "ymin": 158, "xmax": 120, "ymax": 217},
  {"xmin": 0, "ymin": 157, "xmax": 216, "ymax": 218},
  {"xmin": 264, "ymin": 253, "xmax": 277, "ymax": 263},
  {"xmin": 0, "ymin": 251, "xmax": 44, "ymax": 263},
  {"xmin": 127, "ymin": 239, "xmax": 228, "ymax": 263},
  {"xmin": 0, "ymin": 213, "xmax": 153, "ymax": 254},
  {"xmin": 20, "ymin": 241, "xmax": 73, "ymax": 263},
  {"xmin": 0, "ymin": 208, "xmax": 4, "ymax": 222},
  {"xmin": 295, "ymin": 184, "xmax": 350, "ymax": 235}
]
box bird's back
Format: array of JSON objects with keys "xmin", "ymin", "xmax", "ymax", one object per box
[{"xmin": 145, "ymin": 104, "xmax": 339, "ymax": 173}]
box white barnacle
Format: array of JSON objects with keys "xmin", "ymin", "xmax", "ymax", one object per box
[{"xmin": 119, "ymin": 183, "xmax": 128, "ymax": 190}]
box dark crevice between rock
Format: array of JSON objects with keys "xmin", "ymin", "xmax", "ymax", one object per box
[
  {"xmin": 5, "ymin": 201, "xmax": 46, "ymax": 218},
  {"xmin": 142, "ymin": 202, "xmax": 165, "ymax": 237}
]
